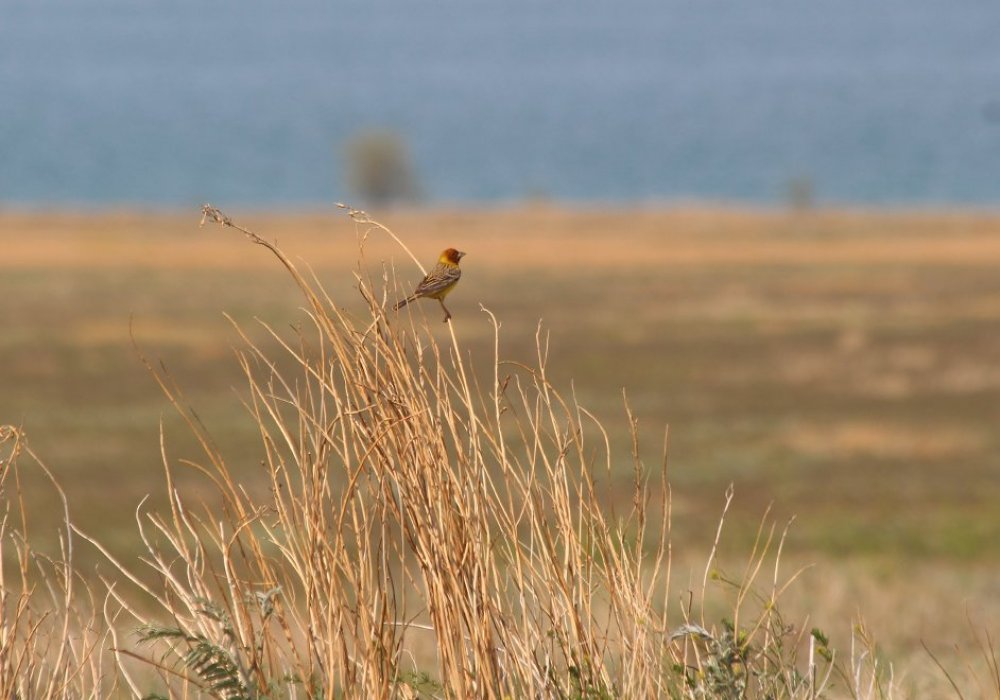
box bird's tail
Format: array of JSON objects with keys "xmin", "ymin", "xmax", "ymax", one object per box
[{"xmin": 394, "ymin": 296, "xmax": 416, "ymax": 311}]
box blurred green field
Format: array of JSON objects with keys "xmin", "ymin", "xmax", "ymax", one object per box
[
  {"xmin": 6, "ymin": 207, "xmax": 999, "ymax": 562},
  {"xmin": 4, "ymin": 207, "xmax": 1000, "ymax": 690}
]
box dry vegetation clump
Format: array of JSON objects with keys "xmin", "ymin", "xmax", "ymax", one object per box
[
  {"xmin": 0, "ymin": 426, "xmax": 113, "ymax": 697},
  {"xmin": 0, "ymin": 206, "xmax": 993, "ymax": 698}
]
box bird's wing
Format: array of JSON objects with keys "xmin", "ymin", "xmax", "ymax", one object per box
[{"xmin": 413, "ymin": 264, "xmax": 461, "ymax": 297}]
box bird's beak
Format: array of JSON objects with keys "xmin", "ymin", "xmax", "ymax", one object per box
[{"xmin": 458, "ymin": 251, "xmax": 467, "ymax": 259}]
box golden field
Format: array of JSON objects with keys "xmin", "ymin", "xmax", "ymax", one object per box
[{"xmin": 2, "ymin": 205, "xmax": 999, "ymax": 695}]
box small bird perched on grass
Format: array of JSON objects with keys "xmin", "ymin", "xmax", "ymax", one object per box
[{"xmin": 394, "ymin": 247, "xmax": 466, "ymax": 322}]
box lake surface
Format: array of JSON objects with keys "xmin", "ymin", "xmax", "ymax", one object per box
[{"xmin": 2, "ymin": 0, "xmax": 999, "ymax": 206}]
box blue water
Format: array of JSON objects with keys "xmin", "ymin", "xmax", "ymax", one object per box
[{"xmin": 2, "ymin": 0, "xmax": 999, "ymax": 206}]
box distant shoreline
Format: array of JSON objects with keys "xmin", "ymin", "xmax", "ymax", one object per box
[{"xmin": 3, "ymin": 201, "xmax": 1000, "ymax": 216}]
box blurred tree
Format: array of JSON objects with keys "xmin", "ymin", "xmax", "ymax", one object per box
[
  {"xmin": 786, "ymin": 174, "xmax": 815, "ymax": 212},
  {"xmin": 343, "ymin": 129, "xmax": 420, "ymax": 207}
]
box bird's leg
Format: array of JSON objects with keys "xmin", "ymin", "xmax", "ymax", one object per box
[{"xmin": 439, "ymin": 299, "xmax": 452, "ymax": 322}]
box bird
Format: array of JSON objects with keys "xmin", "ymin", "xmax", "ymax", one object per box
[{"xmin": 394, "ymin": 248, "xmax": 466, "ymax": 322}]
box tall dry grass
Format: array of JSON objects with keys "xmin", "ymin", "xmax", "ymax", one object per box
[
  {"xmin": 1, "ymin": 205, "xmax": 993, "ymax": 698},
  {"xmin": 0, "ymin": 426, "xmax": 114, "ymax": 697}
]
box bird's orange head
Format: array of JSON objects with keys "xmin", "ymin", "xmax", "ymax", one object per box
[{"xmin": 440, "ymin": 248, "xmax": 466, "ymax": 264}]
